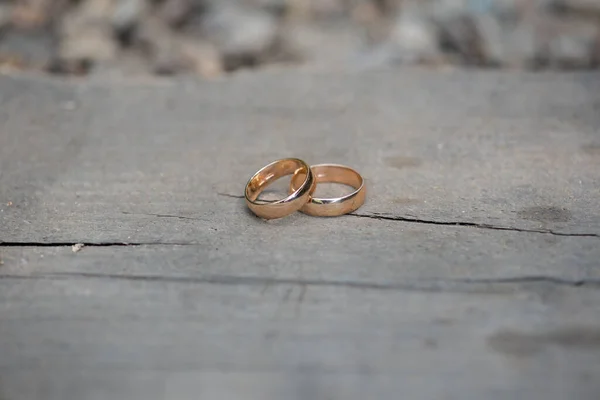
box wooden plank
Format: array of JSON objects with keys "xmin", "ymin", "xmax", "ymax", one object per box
[
  {"xmin": 1, "ymin": 71, "xmax": 600, "ymax": 243},
  {"xmin": 1, "ymin": 248, "xmax": 600, "ymax": 400},
  {"xmin": 1, "ymin": 224, "xmax": 599, "ymax": 282}
]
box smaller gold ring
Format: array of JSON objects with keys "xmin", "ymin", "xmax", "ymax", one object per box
[
  {"xmin": 245, "ymin": 158, "xmax": 315, "ymax": 220},
  {"xmin": 289, "ymin": 164, "xmax": 366, "ymax": 217}
]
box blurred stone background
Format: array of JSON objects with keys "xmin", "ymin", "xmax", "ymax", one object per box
[{"xmin": 0, "ymin": 0, "xmax": 598, "ymax": 78}]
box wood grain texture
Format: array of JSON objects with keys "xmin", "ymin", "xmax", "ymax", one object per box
[
  {"xmin": 1, "ymin": 70, "xmax": 600, "ymax": 400},
  {"xmin": 1, "ymin": 248, "xmax": 600, "ymax": 400}
]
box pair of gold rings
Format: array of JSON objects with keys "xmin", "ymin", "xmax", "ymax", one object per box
[{"xmin": 244, "ymin": 158, "xmax": 366, "ymax": 220}]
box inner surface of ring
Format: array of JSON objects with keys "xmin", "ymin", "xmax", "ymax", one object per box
[
  {"xmin": 246, "ymin": 159, "xmax": 308, "ymax": 204},
  {"xmin": 290, "ymin": 165, "xmax": 362, "ymax": 198}
]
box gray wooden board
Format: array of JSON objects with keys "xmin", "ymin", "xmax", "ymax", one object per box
[
  {"xmin": 1, "ymin": 70, "xmax": 600, "ymax": 242},
  {"xmin": 1, "ymin": 247, "xmax": 600, "ymax": 400},
  {"xmin": 1, "ymin": 223, "xmax": 600, "ymax": 282},
  {"xmin": 1, "ymin": 69, "xmax": 600, "ymax": 399}
]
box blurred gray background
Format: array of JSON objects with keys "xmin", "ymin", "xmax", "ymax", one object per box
[{"xmin": 0, "ymin": 0, "xmax": 599, "ymax": 78}]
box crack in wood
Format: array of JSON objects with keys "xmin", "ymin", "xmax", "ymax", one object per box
[
  {"xmin": 0, "ymin": 242, "xmax": 192, "ymax": 247},
  {"xmin": 214, "ymin": 192, "xmax": 599, "ymax": 237},
  {"xmin": 351, "ymin": 212, "xmax": 600, "ymax": 238},
  {"xmin": 120, "ymin": 211, "xmax": 208, "ymax": 221},
  {"xmin": 217, "ymin": 192, "xmax": 245, "ymax": 199},
  {"xmin": 1, "ymin": 272, "xmax": 598, "ymax": 292}
]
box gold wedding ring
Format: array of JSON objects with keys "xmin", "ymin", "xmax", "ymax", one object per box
[
  {"xmin": 245, "ymin": 158, "xmax": 316, "ymax": 220},
  {"xmin": 289, "ymin": 163, "xmax": 365, "ymax": 217}
]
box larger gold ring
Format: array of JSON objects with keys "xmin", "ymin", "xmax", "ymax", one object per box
[
  {"xmin": 245, "ymin": 158, "xmax": 316, "ymax": 220},
  {"xmin": 289, "ymin": 163, "xmax": 366, "ymax": 217}
]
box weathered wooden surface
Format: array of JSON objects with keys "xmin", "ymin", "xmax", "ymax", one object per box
[
  {"xmin": 1, "ymin": 70, "xmax": 600, "ymax": 400},
  {"xmin": 1, "ymin": 71, "xmax": 600, "ymax": 242},
  {"xmin": 2, "ymin": 247, "xmax": 600, "ymax": 400}
]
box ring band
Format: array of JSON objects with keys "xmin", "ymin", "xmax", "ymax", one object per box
[
  {"xmin": 245, "ymin": 158, "xmax": 316, "ymax": 220},
  {"xmin": 289, "ymin": 163, "xmax": 365, "ymax": 217}
]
